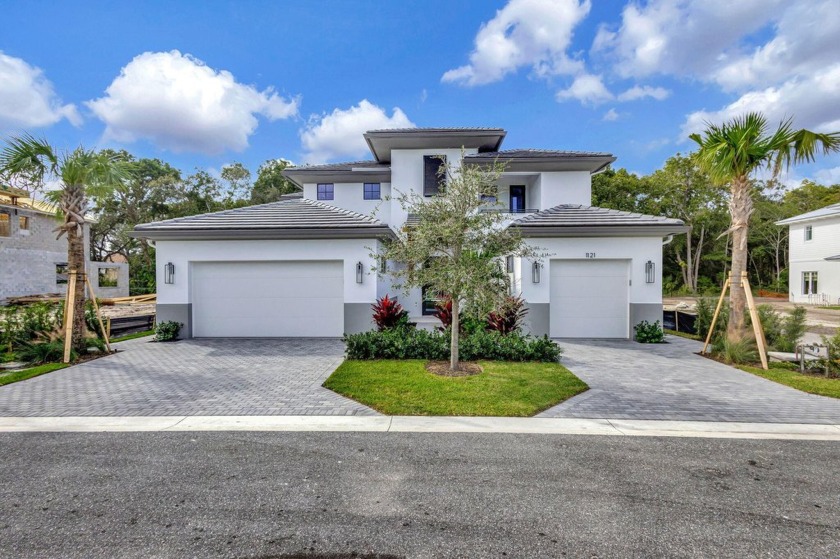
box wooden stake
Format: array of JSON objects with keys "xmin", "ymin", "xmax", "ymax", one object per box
[
  {"xmin": 702, "ymin": 272, "xmax": 730, "ymax": 355},
  {"xmin": 62, "ymin": 271, "xmax": 77, "ymax": 363},
  {"xmin": 106, "ymin": 317, "xmax": 112, "ymax": 339},
  {"xmin": 742, "ymin": 272, "xmax": 769, "ymax": 370},
  {"xmin": 85, "ymin": 276, "xmax": 111, "ymax": 353}
]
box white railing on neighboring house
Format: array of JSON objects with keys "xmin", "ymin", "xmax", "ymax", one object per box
[{"xmin": 807, "ymin": 293, "xmax": 839, "ymax": 306}]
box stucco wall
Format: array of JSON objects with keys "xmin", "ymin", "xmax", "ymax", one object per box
[
  {"xmin": 787, "ymin": 218, "xmax": 840, "ymax": 304},
  {"xmin": 302, "ymin": 181, "xmax": 391, "ymax": 223}
]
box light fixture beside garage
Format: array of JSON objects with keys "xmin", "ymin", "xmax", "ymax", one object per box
[
  {"xmin": 645, "ymin": 260, "xmax": 655, "ymax": 283},
  {"xmin": 164, "ymin": 262, "xmax": 175, "ymax": 284},
  {"xmin": 356, "ymin": 261, "xmax": 364, "ymax": 283},
  {"xmin": 532, "ymin": 261, "xmax": 541, "ymax": 283}
]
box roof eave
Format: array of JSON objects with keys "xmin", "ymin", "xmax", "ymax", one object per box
[
  {"xmin": 130, "ymin": 226, "xmax": 396, "ymax": 241},
  {"xmin": 465, "ymin": 155, "xmax": 617, "ymax": 174},
  {"xmin": 515, "ymin": 224, "xmax": 689, "ymax": 237},
  {"xmin": 281, "ymin": 168, "xmax": 391, "ymax": 188}
]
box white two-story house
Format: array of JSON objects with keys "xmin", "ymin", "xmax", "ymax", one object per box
[
  {"xmin": 777, "ymin": 203, "xmax": 840, "ymax": 305},
  {"xmin": 133, "ymin": 128, "xmax": 686, "ymax": 339}
]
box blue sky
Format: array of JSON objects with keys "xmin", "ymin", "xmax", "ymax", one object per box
[{"xmin": 1, "ymin": 0, "xmax": 838, "ymax": 185}]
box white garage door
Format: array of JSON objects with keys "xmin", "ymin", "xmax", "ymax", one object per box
[
  {"xmin": 192, "ymin": 261, "xmax": 344, "ymax": 337},
  {"xmin": 550, "ymin": 260, "xmax": 629, "ymax": 338}
]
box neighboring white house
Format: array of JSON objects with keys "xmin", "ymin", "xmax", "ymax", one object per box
[
  {"xmin": 777, "ymin": 203, "xmax": 840, "ymax": 305},
  {"xmin": 133, "ymin": 128, "xmax": 686, "ymax": 339},
  {"xmin": 1, "ymin": 186, "xmax": 129, "ymax": 302}
]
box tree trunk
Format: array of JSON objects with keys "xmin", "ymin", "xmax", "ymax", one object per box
[
  {"xmin": 67, "ymin": 223, "xmax": 87, "ymax": 352},
  {"xmin": 685, "ymin": 226, "xmax": 694, "ymax": 292},
  {"xmin": 728, "ymin": 176, "xmax": 753, "ymax": 338},
  {"xmin": 692, "ymin": 226, "xmax": 705, "ymax": 292},
  {"xmin": 450, "ymin": 297, "xmax": 460, "ymax": 371}
]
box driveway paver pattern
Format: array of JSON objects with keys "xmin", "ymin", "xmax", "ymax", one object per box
[
  {"xmin": 0, "ymin": 338, "xmax": 377, "ymax": 417},
  {"xmin": 539, "ymin": 336, "xmax": 840, "ymax": 424}
]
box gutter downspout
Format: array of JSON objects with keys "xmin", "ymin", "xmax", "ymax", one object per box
[{"xmin": 662, "ymin": 234, "xmax": 674, "ymax": 246}]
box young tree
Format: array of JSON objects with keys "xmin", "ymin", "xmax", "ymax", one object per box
[
  {"xmin": 0, "ymin": 134, "xmax": 132, "ymax": 351},
  {"xmin": 250, "ymin": 158, "xmax": 298, "ymax": 204},
  {"xmin": 378, "ymin": 156, "xmax": 539, "ymax": 371},
  {"xmin": 691, "ymin": 113, "xmax": 840, "ymax": 339}
]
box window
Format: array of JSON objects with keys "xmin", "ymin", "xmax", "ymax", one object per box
[
  {"xmin": 363, "ymin": 183, "xmax": 381, "ymax": 200},
  {"xmin": 506, "ymin": 255, "xmax": 514, "ymax": 273},
  {"xmin": 317, "ymin": 183, "xmax": 334, "ymax": 200},
  {"xmin": 0, "ymin": 213, "xmax": 9, "ymax": 237},
  {"xmin": 510, "ymin": 185, "xmax": 526, "ymax": 212},
  {"xmin": 98, "ymin": 268, "xmax": 119, "ymax": 288},
  {"xmin": 423, "ymin": 155, "xmax": 447, "ymax": 196},
  {"xmin": 56, "ymin": 263, "xmax": 69, "ymax": 285},
  {"xmin": 18, "ymin": 216, "xmax": 29, "ymax": 231},
  {"xmin": 480, "ymin": 194, "xmax": 497, "ymax": 204},
  {"xmin": 805, "ymin": 225, "xmax": 813, "ymax": 241},
  {"xmin": 802, "ymin": 271, "xmax": 819, "ymax": 295}
]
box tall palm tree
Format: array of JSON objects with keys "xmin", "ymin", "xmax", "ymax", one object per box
[
  {"xmin": 691, "ymin": 113, "xmax": 840, "ymax": 339},
  {"xmin": 0, "ymin": 134, "xmax": 132, "ymax": 352}
]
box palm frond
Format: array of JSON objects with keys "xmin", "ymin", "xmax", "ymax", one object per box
[{"xmin": 0, "ymin": 133, "xmax": 59, "ymax": 188}]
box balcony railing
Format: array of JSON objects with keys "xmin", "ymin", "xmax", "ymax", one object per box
[{"xmin": 479, "ymin": 208, "xmax": 539, "ymax": 214}]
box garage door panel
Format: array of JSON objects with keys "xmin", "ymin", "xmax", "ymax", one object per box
[
  {"xmin": 192, "ymin": 261, "xmax": 344, "ymax": 337},
  {"xmin": 550, "ymin": 260, "xmax": 629, "ymax": 339}
]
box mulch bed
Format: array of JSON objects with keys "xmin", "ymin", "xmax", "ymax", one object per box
[{"xmin": 425, "ymin": 360, "xmax": 483, "ymax": 377}]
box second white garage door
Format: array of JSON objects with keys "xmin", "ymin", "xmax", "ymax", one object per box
[
  {"xmin": 550, "ymin": 259, "xmax": 630, "ymax": 338},
  {"xmin": 192, "ymin": 261, "xmax": 344, "ymax": 337}
]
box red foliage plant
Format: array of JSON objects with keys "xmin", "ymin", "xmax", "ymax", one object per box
[
  {"xmin": 433, "ymin": 297, "xmax": 453, "ymax": 330},
  {"xmin": 371, "ymin": 295, "xmax": 408, "ymax": 331},
  {"xmin": 486, "ymin": 296, "xmax": 528, "ymax": 334}
]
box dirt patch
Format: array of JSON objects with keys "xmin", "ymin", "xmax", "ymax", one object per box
[{"xmin": 425, "ymin": 361, "xmax": 483, "ymax": 377}]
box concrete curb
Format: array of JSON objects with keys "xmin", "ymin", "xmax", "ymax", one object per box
[{"xmin": 0, "ymin": 416, "xmax": 839, "ymax": 440}]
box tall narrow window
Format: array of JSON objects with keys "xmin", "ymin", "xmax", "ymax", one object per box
[
  {"xmin": 509, "ymin": 185, "xmax": 526, "ymax": 212},
  {"xmin": 805, "ymin": 225, "xmax": 813, "ymax": 241},
  {"xmin": 56, "ymin": 263, "xmax": 69, "ymax": 285},
  {"xmin": 423, "ymin": 155, "xmax": 447, "ymax": 196},
  {"xmin": 0, "ymin": 213, "xmax": 9, "ymax": 237},
  {"xmin": 18, "ymin": 215, "xmax": 29, "ymax": 231},
  {"xmin": 363, "ymin": 183, "xmax": 381, "ymax": 200},
  {"xmin": 98, "ymin": 268, "xmax": 119, "ymax": 287},
  {"xmin": 802, "ymin": 271, "xmax": 819, "ymax": 295},
  {"xmin": 317, "ymin": 183, "xmax": 334, "ymax": 200}
]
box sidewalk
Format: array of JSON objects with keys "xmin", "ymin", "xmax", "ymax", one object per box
[{"xmin": 2, "ymin": 415, "xmax": 839, "ymax": 440}]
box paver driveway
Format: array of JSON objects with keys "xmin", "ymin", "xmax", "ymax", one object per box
[
  {"xmin": 539, "ymin": 336, "xmax": 840, "ymax": 424},
  {"xmin": 0, "ymin": 338, "xmax": 377, "ymax": 417}
]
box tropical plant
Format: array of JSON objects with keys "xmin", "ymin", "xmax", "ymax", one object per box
[
  {"xmin": 486, "ymin": 296, "xmax": 528, "ymax": 334},
  {"xmin": 634, "ymin": 320, "xmax": 665, "ymax": 343},
  {"xmin": 756, "ymin": 305, "xmax": 807, "ymax": 353},
  {"xmin": 371, "ymin": 295, "xmax": 408, "ymax": 331},
  {"xmin": 433, "ymin": 297, "xmax": 455, "ymax": 331},
  {"xmin": 691, "ymin": 113, "xmax": 840, "ymax": 342},
  {"xmin": 377, "ymin": 153, "xmax": 540, "ymax": 371},
  {"xmin": 712, "ymin": 332, "xmax": 758, "ymax": 364},
  {"xmin": 0, "ymin": 135, "xmax": 133, "ymax": 353},
  {"xmin": 694, "ymin": 297, "xmax": 728, "ymax": 341}
]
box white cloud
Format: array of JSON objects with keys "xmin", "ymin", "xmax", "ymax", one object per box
[
  {"xmin": 556, "ymin": 74, "xmax": 612, "ymax": 106},
  {"xmin": 616, "ymin": 85, "xmax": 670, "ymax": 102},
  {"xmin": 442, "ymin": 0, "xmax": 591, "ymax": 86},
  {"xmin": 681, "ymin": 64, "xmax": 840, "ymax": 138},
  {"xmin": 814, "ymin": 166, "xmax": 840, "ymax": 186},
  {"xmin": 602, "ymin": 108, "xmax": 619, "ymax": 122},
  {"xmin": 87, "ymin": 50, "xmax": 298, "ymax": 155},
  {"xmin": 0, "ymin": 52, "xmax": 80, "ymax": 131},
  {"xmin": 300, "ymin": 100, "xmax": 414, "ymax": 164}
]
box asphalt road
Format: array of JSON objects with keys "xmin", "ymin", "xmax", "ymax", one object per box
[{"xmin": 0, "ymin": 433, "xmax": 838, "ymax": 558}]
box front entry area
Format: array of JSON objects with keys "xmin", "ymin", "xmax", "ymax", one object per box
[
  {"xmin": 549, "ymin": 259, "xmax": 630, "ymax": 338},
  {"xmin": 191, "ymin": 260, "xmax": 344, "ymax": 337}
]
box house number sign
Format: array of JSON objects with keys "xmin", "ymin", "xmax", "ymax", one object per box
[{"xmin": 585, "ymin": 252, "xmax": 596, "ymax": 258}]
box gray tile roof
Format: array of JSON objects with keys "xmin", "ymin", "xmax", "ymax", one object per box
[
  {"xmin": 284, "ymin": 160, "xmax": 390, "ymax": 171},
  {"xmin": 515, "ymin": 205, "xmax": 685, "ymax": 228},
  {"xmin": 776, "ymin": 202, "xmax": 840, "ymax": 225},
  {"xmin": 466, "ymin": 149, "xmax": 613, "ymax": 159},
  {"xmin": 133, "ymin": 199, "xmax": 391, "ymax": 238}
]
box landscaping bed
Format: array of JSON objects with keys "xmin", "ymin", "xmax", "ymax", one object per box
[
  {"xmin": 736, "ymin": 363, "xmax": 840, "ymax": 399},
  {"xmin": 324, "ymin": 359, "xmax": 587, "ymax": 416}
]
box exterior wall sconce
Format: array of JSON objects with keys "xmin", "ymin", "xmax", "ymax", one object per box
[
  {"xmin": 379, "ymin": 256, "xmax": 387, "ymax": 274},
  {"xmin": 532, "ymin": 261, "xmax": 541, "ymax": 284},
  {"xmin": 645, "ymin": 260, "xmax": 655, "ymax": 284},
  {"xmin": 164, "ymin": 262, "xmax": 175, "ymax": 284},
  {"xmin": 356, "ymin": 261, "xmax": 364, "ymax": 284}
]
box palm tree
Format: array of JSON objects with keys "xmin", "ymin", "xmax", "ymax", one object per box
[
  {"xmin": 0, "ymin": 134, "xmax": 132, "ymax": 352},
  {"xmin": 690, "ymin": 113, "xmax": 840, "ymax": 339}
]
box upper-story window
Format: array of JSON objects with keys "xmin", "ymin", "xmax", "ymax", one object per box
[
  {"xmin": 19, "ymin": 216, "xmax": 29, "ymax": 232},
  {"xmin": 363, "ymin": 183, "xmax": 381, "ymax": 200},
  {"xmin": 423, "ymin": 155, "xmax": 447, "ymax": 196},
  {"xmin": 510, "ymin": 185, "xmax": 526, "ymax": 212},
  {"xmin": 805, "ymin": 225, "xmax": 813, "ymax": 241},
  {"xmin": 317, "ymin": 183, "xmax": 334, "ymax": 200},
  {"xmin": 0, "ymin": 213, "xmax": 9, "ymax": 237}
]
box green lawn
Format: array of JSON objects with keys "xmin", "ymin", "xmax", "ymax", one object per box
[
  {"xmin": 110, "ymin": 329, "xmax": 155, "ymax": 343},
  {"xmin": 738, "ymin": 364, "xmax": 840, "ymax": 399},
  {"xmin": 0, "ymin": 363, "xmax": 69, "ymax": 387},
  {"xmin": 323, "ymin": 360, "xmax": 588, "ymax": 416}
]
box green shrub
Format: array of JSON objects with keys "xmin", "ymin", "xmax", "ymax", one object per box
[
  {"xmin": 712, "ymin": 333, "xmax": 758, "ymax": 364},
  {"xmin": 634, "ymin": 320, "xmax": 665, "ymax": 343},
  {"xmin": 0, "ymin": 303, "xmax": 62, "ymax": 349},
  {"xmin": 18, "ymin": 339, "xmax": 75, "ymax": 365},
  {"xmin": 822, "ymin": 330, "xmax": 840, "ymax": 377},
  {"xmin": 694, "ymin": 297, "xmax": 727, "ymax": 340},
  {"xmin": 343, "ymin": 328, "xmax": 562, "ymax": 362},
  {"xmin": 754, "ymin": 304, "xmax": 807, "ymax": 352},
  {"xmin": 154, "ymin": 321, "xmax": 182, "ymax": 342}
]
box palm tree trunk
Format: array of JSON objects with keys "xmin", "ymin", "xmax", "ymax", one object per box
[
  {"xmin": 67, "ymin": 224, "xmax": 87, "ymax": 351},
  {"xmin": 728, "ymin": 176, "xmax": 752, "ymax": 338},
  {"xmin": 450, "ymin": 297, "xmax": 460, "ymax": 371}
]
